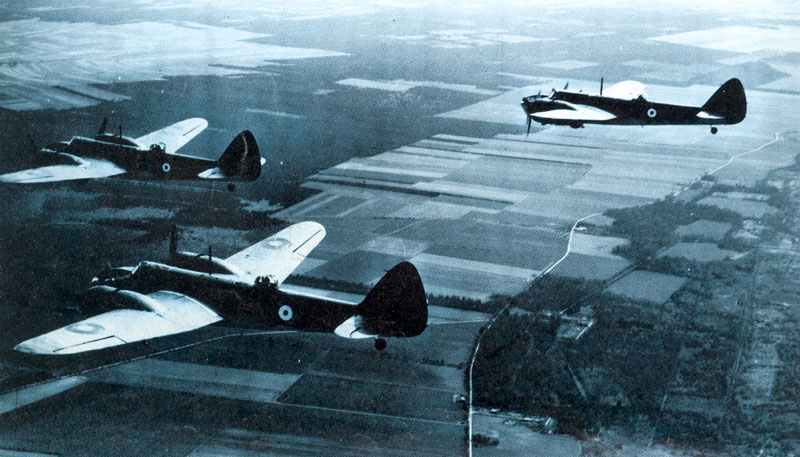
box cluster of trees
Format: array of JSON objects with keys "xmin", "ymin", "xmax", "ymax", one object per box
[
  {"xmin": 472, "ymin": 312, "xmax": 564, "ymax": 414},
  {"xmin": 606, "ymin": 198, "xmax": 741, "ymax": 263},
  {"xmin": 508, "ymin": 276, "xmax": 605, "ymax": 313}
]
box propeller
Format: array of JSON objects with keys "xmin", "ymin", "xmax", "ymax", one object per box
[
  {"xmin": 526, "ymin": 116, "xmax": 532, "ymax": 136},
  {"xmin": 97, "ymin": 117, "xmax": 108, "ymax": 135},
  {"xmin": 168, "ymin": 224, "xmax": 178, "ymax": 258},
  {"xmin": 26, "ymin": 134, "xmax": 38, "ymax": 154}
]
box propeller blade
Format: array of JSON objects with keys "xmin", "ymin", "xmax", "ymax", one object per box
[
  {"xmin": 526, "ymin": 117, "xmax": 532, "ymax": 136},
  {"xmin": 98, "ymin": 117, "xmax": 108, "ymax": 135},
  {"xmin": 26, "ymin": 134, "xmax": 38, "ymax": 153},
  {"xmin": 563, "ymin": 82, "xmax": 569, "ymax": 90}
]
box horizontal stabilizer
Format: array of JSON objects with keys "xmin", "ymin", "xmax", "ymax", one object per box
[{"xmin": 334, "ymin": 315, "xmax": 375, "ymax": 339}]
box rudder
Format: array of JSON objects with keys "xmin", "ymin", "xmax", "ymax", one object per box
[{"xmin": 702, "ymin": 78, "xmax": 747, "ymax": 124}]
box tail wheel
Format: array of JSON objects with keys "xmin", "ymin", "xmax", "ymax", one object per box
[
  {"xmin": 161, "ymin": 162, "xmax": 171, "ymax": 174},
  {"xmin": 278, "ymin": 304, "xmax": 294, "ymax": 322},
  {"xmin": 710, "ymin": 126, "xmax": 718, "ymax": 135},
  {"xmin": 374, "ymin": 338, "xmax": 387, "ymax": 351}
]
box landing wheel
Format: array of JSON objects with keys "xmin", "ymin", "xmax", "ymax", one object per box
[
  {"xmin": 227, "ymin": 183, "xmax": 236, "ymax": 192},
  {"xmin": 710, "ymin": 126, "xmax": 718, "ymax": 135},
  {"xmin": 374, "ymin": 338, "xmax": 387, "ymax": 351}
]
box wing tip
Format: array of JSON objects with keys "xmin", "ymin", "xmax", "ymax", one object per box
[{"xmin": 14, "ymin": 338, "xmax": 56, "ymax": 355}]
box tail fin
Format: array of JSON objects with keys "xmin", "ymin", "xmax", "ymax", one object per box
[
  {"xmin": 355, "ymin": 262, "xmax": 428, "ymax": 338},
  {"xmin": 217, "ymin": 130, "xmax": 262, "ymax": 180},
  {"xmin": 701, "ymin": 78, "xmax": 747, "ymax": 124}
]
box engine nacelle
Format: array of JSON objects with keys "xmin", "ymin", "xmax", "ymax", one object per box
[{"xmin": 82, "ymin": 285, "xmax": 167, "ymax": 315}]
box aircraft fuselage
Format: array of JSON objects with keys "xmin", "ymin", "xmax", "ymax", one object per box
[
  {"xmin": 46, "ymin": 135, "xmax": 216, "ymax": 179},
  {"xmin": 522, "ymin": 92, "xmax": 724, "ymax": 127},
  {"xmin": 88, "ymin": 260, "xmax": 356, "ymax": 334}
]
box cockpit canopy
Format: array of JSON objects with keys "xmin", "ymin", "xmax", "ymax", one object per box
[
  {"xmin": 93, "ymin": 133, "xmax": 141, "ymax": 148},
  {"xmin": 603, "ymin": 80, "xmax": 647, "ymax": 100}
]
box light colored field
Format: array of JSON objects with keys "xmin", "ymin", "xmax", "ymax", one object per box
[
  {"xmin": 675, "ymin": 220, "xmax": 732, "ymax": 241},
  {"xmin": 413, "ymin": 180, "xmax": 530, "ymax": 203},
  {"xmin": 373, "ymin": 151, "xmax": 470, "ymax": 170},
  {"xmin": 447, "ymin": 156, "xmax": 589, "ymax": 193},
  {"xmin": 570, "ymin": 233, "xmax": 628, "ymax": 258},
  {"xmin": 0, "ymin": 376, "xmax": 87, "ymax": 415},
  {"xmin": 650, "ymin": 25, "xmax": 800, "ymax": 54},
  {"xmin": 412, "ymin": 252, "xmax": 539, "ymax": 280},
  {"xmin": 622, "ymin": 60, "xmax": 720, "ymax": 83},
  {"xmin": 551, "ymin": 253, "xmax": 631, "ymax": 281},
  {"xmin": 333, "ymin": 161, "xmax": 448, "ymax": 179},
  {"xmin": 245, "ymin": 108, "xmax": 304, "ymax": 119},
  {"xmin": 0, "ymin": 18, "xmax": 346, "ymax": 111},
  {"xmin": 304, "ymin": 250, "xmax": 405, "ymax": 285},
  {"xmin": 359, "ymin": 236, "xmax": 430, "ymax": 257},
  {"xmin": 336, "ymin": 78, "xmax": 500, "ymax": 96},
  {"xmin": 659, "ymin": 242, "xmax": 738, "ymax": 262},
  {"xmin": 759, "ymin": 62, "xmax": 800, "ymax": 92},
  {"xmin": 536, "ymin": 59, "xmax": 597, "ymax": 70},
  {"xmin": 698, "ymin": 195, "xmax": 777, "ymax": 218},
  {"xmin": 391, "ymin": 200, "xmax": 492, "ymax": 219},
  {"xmin": 383, "ymin": 28, "xmax": 553, "ymax": 49},
  {"xmin": 412, "ymin": 261, "xmax": 530, "ymax": 300},
  {"xmin": 89, "ymin": 359, "xmax": 301, "ymax": 403},
  {"xmin": 606, "ymin": 270, "xmax": 687, "ymax": 304}
]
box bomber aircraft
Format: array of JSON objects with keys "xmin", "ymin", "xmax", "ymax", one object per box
[
  {"xmin": 521, "ymin": 78, "xmax": 746, "ymax": 134},
  {"xmin": 0, "ymin": 118, "xmax": 263, "ymax": 188},
  {"xmin": 14, "ymin": 222, "xmax": 428, "ymax": 354}
]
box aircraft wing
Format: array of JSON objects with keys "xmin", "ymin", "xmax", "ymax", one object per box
[
  {"xmin": 15, "ymin": 290, "xmax": 222, "ymax": 355},
  {"xmin": 531, "ymin": 103, "xmax": 616, "ymax": 122},
  {"xmin": 135, "ymin": 118, "xmax": 208, "ymax": 154},
  {"xmin": 0, "ymin": 154, "xmax": 126, "ymax": 183},
  {"xmin": 225, "ymin": 221, "xmax": 326, "ymax": 285}
]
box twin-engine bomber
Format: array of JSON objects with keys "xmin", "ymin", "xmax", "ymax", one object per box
[
  {"xmin": 15, "ymin": 222, "xmax": 429, "ymax": 354},
  {"xmin": 521, "ymin": 78, "xmax": 747, "ymax": 134},
  {"xmin": 0, "ymin": 118, "xmax": 264, "ymax": 186}
]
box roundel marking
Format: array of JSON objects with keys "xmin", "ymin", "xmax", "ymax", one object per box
[
  {"xmin": 278, "ymin": 304, "xmax": 294, "ymax": 322},
  {"xmin": 66, "ymin": 322, "xmax": 104, "ymax": 335},
  {"xmin": 265, "ymin": 238, "xmax": 290, "ymax": 250},
  {"xmin": 646, "ymin": 107, "xmax": 657, "ymax": 119},
  {"xmin": 161, "ymin": 162, "xmax": 171, "ymax": 173}
]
